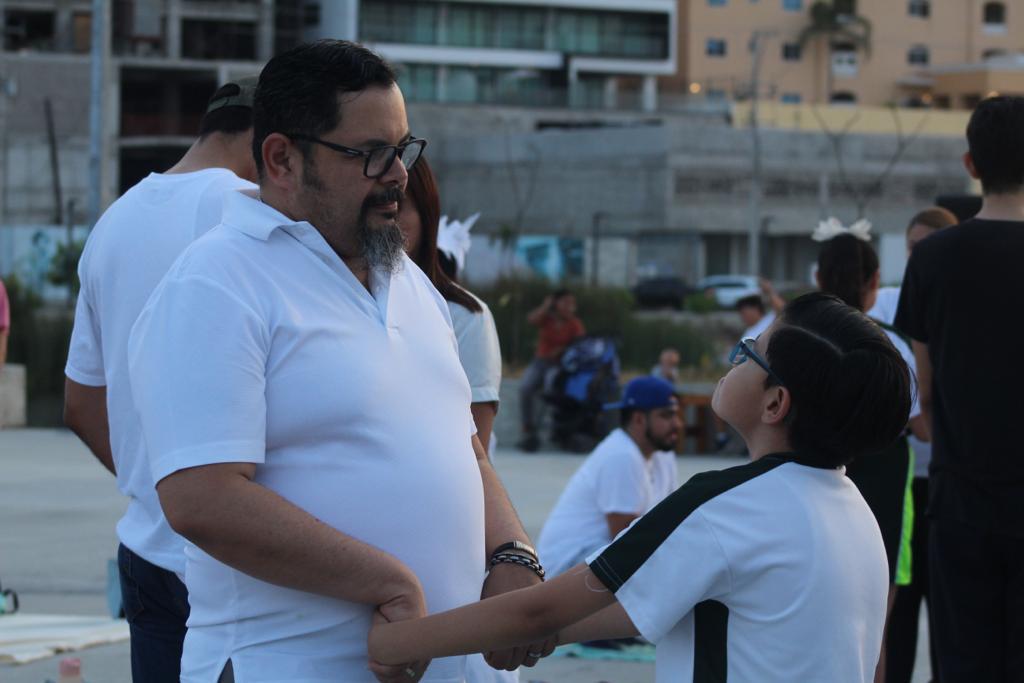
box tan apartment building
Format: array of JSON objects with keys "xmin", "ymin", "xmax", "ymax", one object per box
[{"xmin": 664, "ymin": 0, "xmax": 1024, "ymax": 109}]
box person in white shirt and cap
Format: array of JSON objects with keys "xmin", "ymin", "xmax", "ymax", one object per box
[{"xmin": 537, "ymin": 376, "xmax": 682, "ymax": 580}]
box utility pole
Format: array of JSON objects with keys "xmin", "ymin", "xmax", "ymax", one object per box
[
  {"xmin": 590, "ymin": 211, "xmax": 605, "ymax": 287},
  {"xmin": 87, "ymin": 0, "xmax": 108, "ymax": 228},
  {"xmin": 746, "ymin": 30, "xmax": 775, "ymax": 276}
]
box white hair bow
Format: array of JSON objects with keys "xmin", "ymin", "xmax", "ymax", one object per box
[
  {"xmin": 811, "ymin": 217, "xmax": 873, "ymax": 242},
  {"xmin": 437, "ymin": 212, "xmax": 480, "ymax": 273}
]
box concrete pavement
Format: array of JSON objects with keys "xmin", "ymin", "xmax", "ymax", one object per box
[{"xmin": 0, "ymin": 429, "xmax": 931, "ymax": 682}]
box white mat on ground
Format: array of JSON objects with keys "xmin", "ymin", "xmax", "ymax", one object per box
[{"xmin": 0, "ymin": 614, "xmax": 129, "ymax": 664}]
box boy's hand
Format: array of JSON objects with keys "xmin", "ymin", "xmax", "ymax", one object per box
[
  {"xmin": 368, "ymin": 590, "xmax": 430, "ymax": 682},
  {"xmin": 481, "ymin": 563, "xmax": 554, "ymax": 670}
]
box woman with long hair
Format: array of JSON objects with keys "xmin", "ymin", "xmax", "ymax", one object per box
[
  {"xmin": 815, "ymin": 224, "xmax": 927, "ymax": 683},
  {"xmin": 399, "ymin": 156, "xmax": 502, "ymax": 452}
]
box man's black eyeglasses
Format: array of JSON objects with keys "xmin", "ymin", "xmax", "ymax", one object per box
[
  {"xmin": 729, "ymin": 337, "xmax": 785, "ymax": 387},
  {"xmin": 285, "ymin": 134, "xmax": 427, "ymax": 179}
]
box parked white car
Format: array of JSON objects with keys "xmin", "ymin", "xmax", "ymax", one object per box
[{"xmin": 696, "ymin": 274, "xmax": 762, "ymax": 308}]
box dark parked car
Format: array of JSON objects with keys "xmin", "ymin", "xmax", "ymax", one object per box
[{"xmin": 633, "ymin": 276, "xmax": 693, "ymax": 309}]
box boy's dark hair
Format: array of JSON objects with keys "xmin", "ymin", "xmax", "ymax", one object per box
[
  {"xmin": 198, "ymin": 80, "xmax": 254, "ymax": 138},
  {"xmin": 252, "ymin": 40, "xmax": 396, "ymax": 176},
  {"xmin": 966, "ymin": 96, "xmax": 1024, "ymax": 195},
  {"xmin": 816, "ymin": 234, "xmax": 879, "ymax": 311},
  {"xmin": 765, "ymin": 292, "xmax": 911, "ymax": 468},
  {"xmin": 735, "ymin": 294, "xmax": 765, "ymax": 313},
  {"xmin": 552, "ymin": 288, "xmax": 573, "ymax": 301}
]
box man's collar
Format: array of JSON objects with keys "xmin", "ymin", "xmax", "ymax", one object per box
[{"xmin": 222, "ymin": 188, "xmax": 310, "ymax": 241}]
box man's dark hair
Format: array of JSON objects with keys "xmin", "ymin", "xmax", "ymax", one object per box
[
  {"xmin": 816, "ymin": 234, "xmax": 879, "ymax": 310},
  {"xmin": 252, "ymin": 40, "xmax": 397, "ymax": 175},
  {"xmin": 764, "ymin": 292, "xmax": 911, "ymax": 468},
  {"xmin": 198, "ymin": 82, "xmax": 253, "ymax": 138},
  {"xmin": 735, "ymin": 294, "xmax": 765, "ymax": 314},
  {"xmin": 552, "ymin": 288, "xmax": 573, "ymax": 301},
  {"xmin": 966, "ymin": 96, "xmax": 1024, "ymax": 195},
  {"xmin": 620, "ymin": 407, "xmax": 638, "ymax": 428}
]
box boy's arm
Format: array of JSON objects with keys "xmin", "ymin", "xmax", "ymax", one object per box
[
  {"xmin": 557, "ymin": 602, "xmax": 640, "ymax": 644},
  {"xmin": 368, "ymin": 564, "xmax": 617, "ymax": 665}
]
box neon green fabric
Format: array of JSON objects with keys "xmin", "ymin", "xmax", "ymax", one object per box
[{"xmin": 895, "ymin": 446, "xmax": 915, "ymax": 587}]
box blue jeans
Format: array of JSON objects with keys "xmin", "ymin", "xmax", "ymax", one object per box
[{"xmin": 118, "ymin": 543, "xmax": 190, "ymax": 683}]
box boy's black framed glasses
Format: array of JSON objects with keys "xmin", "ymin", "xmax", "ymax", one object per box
[
  {"xmin": 284, "ymin": 134, "xmax": 427, "ymax": 179},
  {"xmin": 730, "ymin": 337, "xmax": 785, "ymax": 387}
]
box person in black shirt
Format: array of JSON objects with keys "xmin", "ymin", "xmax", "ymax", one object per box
[{"xmin": 895, "ymin": 95, "xmax": 1024, "ymax": 682}]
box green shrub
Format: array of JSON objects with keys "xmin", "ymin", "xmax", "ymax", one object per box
[
  {"xmin": 3, "ymin": 274, "xmax": 74, "ymax": 424},
  {"xmin": 684, "ymin": 291, "xmax": 718, "ymax": 313}
]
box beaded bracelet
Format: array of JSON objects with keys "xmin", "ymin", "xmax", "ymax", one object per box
[{"xmin": 489, "ymin": 552, "xmax": 546, "ymax": 581}]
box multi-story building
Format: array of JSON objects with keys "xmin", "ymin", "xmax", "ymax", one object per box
[
  {"xmin": 305, "ymin": 0, "xmax": 678, "ymax": 111},
  {"xmin": 668, "ymin": 0, "xmax": 1024, "ymax": 108},
  {"xmin": 0, "ymin": 0, "xmax": 977, "ymax": 291}
]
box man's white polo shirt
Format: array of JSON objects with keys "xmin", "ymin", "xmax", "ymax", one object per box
[
  {"xmin": 128, "ymin": 190, "xmax": 485, "ymax": 683},
  {"xmin": 65, "ymin": 169, "xmax": 255, "ymax": 574},
  {"xmin": 588, "ymin": 454, "xmax": 888, "ymax": 683}
]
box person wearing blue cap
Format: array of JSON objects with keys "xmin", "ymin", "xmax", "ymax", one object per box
[{"xmin": 536, "ymin": 376, "xmax": 682, "ymax": 580}]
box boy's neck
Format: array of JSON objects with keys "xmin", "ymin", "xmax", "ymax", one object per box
[
  {"xmin": 976, "ymin": 191, "xmax": 1024, "ymax": 222},
  {"xmin": 744, "ymin": 426, "xmax": 794, "ymax": 461}
]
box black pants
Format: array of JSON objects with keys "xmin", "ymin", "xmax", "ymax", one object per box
[
  {"xmin": 886, "ymin": 477, "xmax": 939, "ymax": 683},
  {"xmin": 118, "ymin": 544, "xmax": 190, "ymax": 683},
  {"xmin": 929, "ymin": 516, "xmax": 1024, "ymax": 682}
]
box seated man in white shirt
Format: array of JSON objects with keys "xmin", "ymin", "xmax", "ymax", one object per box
[
  {"xmin": 128, "ymin": 40, "xmax": 544, "ymax": 683},
  {"xmin": 538, "ymin": 376, "xmax": 682, "ymax": 580}
]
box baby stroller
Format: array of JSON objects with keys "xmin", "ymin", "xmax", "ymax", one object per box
[{"xmin": 543, "ymin": 336, "xmax": 621, "ymax": 453}]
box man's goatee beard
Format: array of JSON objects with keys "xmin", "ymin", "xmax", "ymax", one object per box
[{"xmin": 359, "ymin": 220, "xmax": 406, "ymax": 274}]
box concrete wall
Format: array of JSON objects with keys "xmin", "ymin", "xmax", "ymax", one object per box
[{"xmin": 0, "ymin": 364, "xmax": 27, "ymax": 428}]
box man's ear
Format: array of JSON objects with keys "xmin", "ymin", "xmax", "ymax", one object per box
[
  {"xmin": 963, "ymin": 151, "xmax": 980, "ymax": 180},
  {"xmin": 761, "ymin": 385, "xmax": 791, "ymax": 426},
  {"xmin": 262, "ymin": 133, "xmax": 302, "ymax": 192}
]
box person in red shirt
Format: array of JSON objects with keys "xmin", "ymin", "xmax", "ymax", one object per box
[{"xmin": 517, "ymin": 289, "xmax": 585, "ymax": 452}]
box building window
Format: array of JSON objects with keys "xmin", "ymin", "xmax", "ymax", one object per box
[
  {"xmin": 302, "ymin": 2, "xmax": 320, "ymax": 27},
  {"xmin": 982, "ymin": 48, "xmax": 1006, "ymax": 60},
  {"xmin": 781, "ymin": 92, "xmax": 802, "ymax": 103},
  {"xmin": 4, "ymin": 9, "xmax": 55, "ymax": 51},
  {"xmin": 708, "ymin": 0, "xmax": 727, "ymax": 5},
  {"xmin": 907, "ymin": 45, "xmax": 929, "ymax": 65},
  {"xmin": 908, "ymin": 0, "xmax": 930, "ymax": 17},
  {"xmin": 72, "ymin": 12, "xmax": 91, "ymax": 53},
  {"xmin": 830, "ymin": 91, "xmax": 857, "ymax": 104},
  {"xmin": 180, "ymin": 20, "xmax": 256, "ymax": 60},
  {"xmin": 554, "ymin": 9, "xmax": 669, "ymax": 59},
  {"xmin": 706, "ymin": 38, "xmax": 727, "ymax": 57},
  {"xmin": 783, "ymin": 0, "xmax": 803, "ymax": 12},
  {"xmin": 831, "ymin": 43, "xmax": 859, "ymax": 77},
  {"xmin": 983, "ymin": 2, "xmax": 1006, "ymax": 27},
  {"xmin": 706, "ymin": 88, "xmax": 727, "ymax": 100},
  {"xmin": 782, "ymin": 43, "xmax": 801, "ymax": 60},
  {"xmin": 360, "ymin": 0, "xmax": 438, "ymax": 46}
]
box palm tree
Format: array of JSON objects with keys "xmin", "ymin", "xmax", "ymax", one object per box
[{"xmin": 798, "ymin": 0, "xmax": 872, "ymax": 103}]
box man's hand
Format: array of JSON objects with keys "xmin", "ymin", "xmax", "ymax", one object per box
[
  {"xmin": 369, "ymin": 587, "xmax": 431, "ymax": 683},
  {"xmin": 480, "ymin": 563, "xmax": 556, "ymax": 670}
]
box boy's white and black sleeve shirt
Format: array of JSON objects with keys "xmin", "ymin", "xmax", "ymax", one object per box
[{"xmin": 586, "ymin": 454, "xmax": 889, "ymax": 683}]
